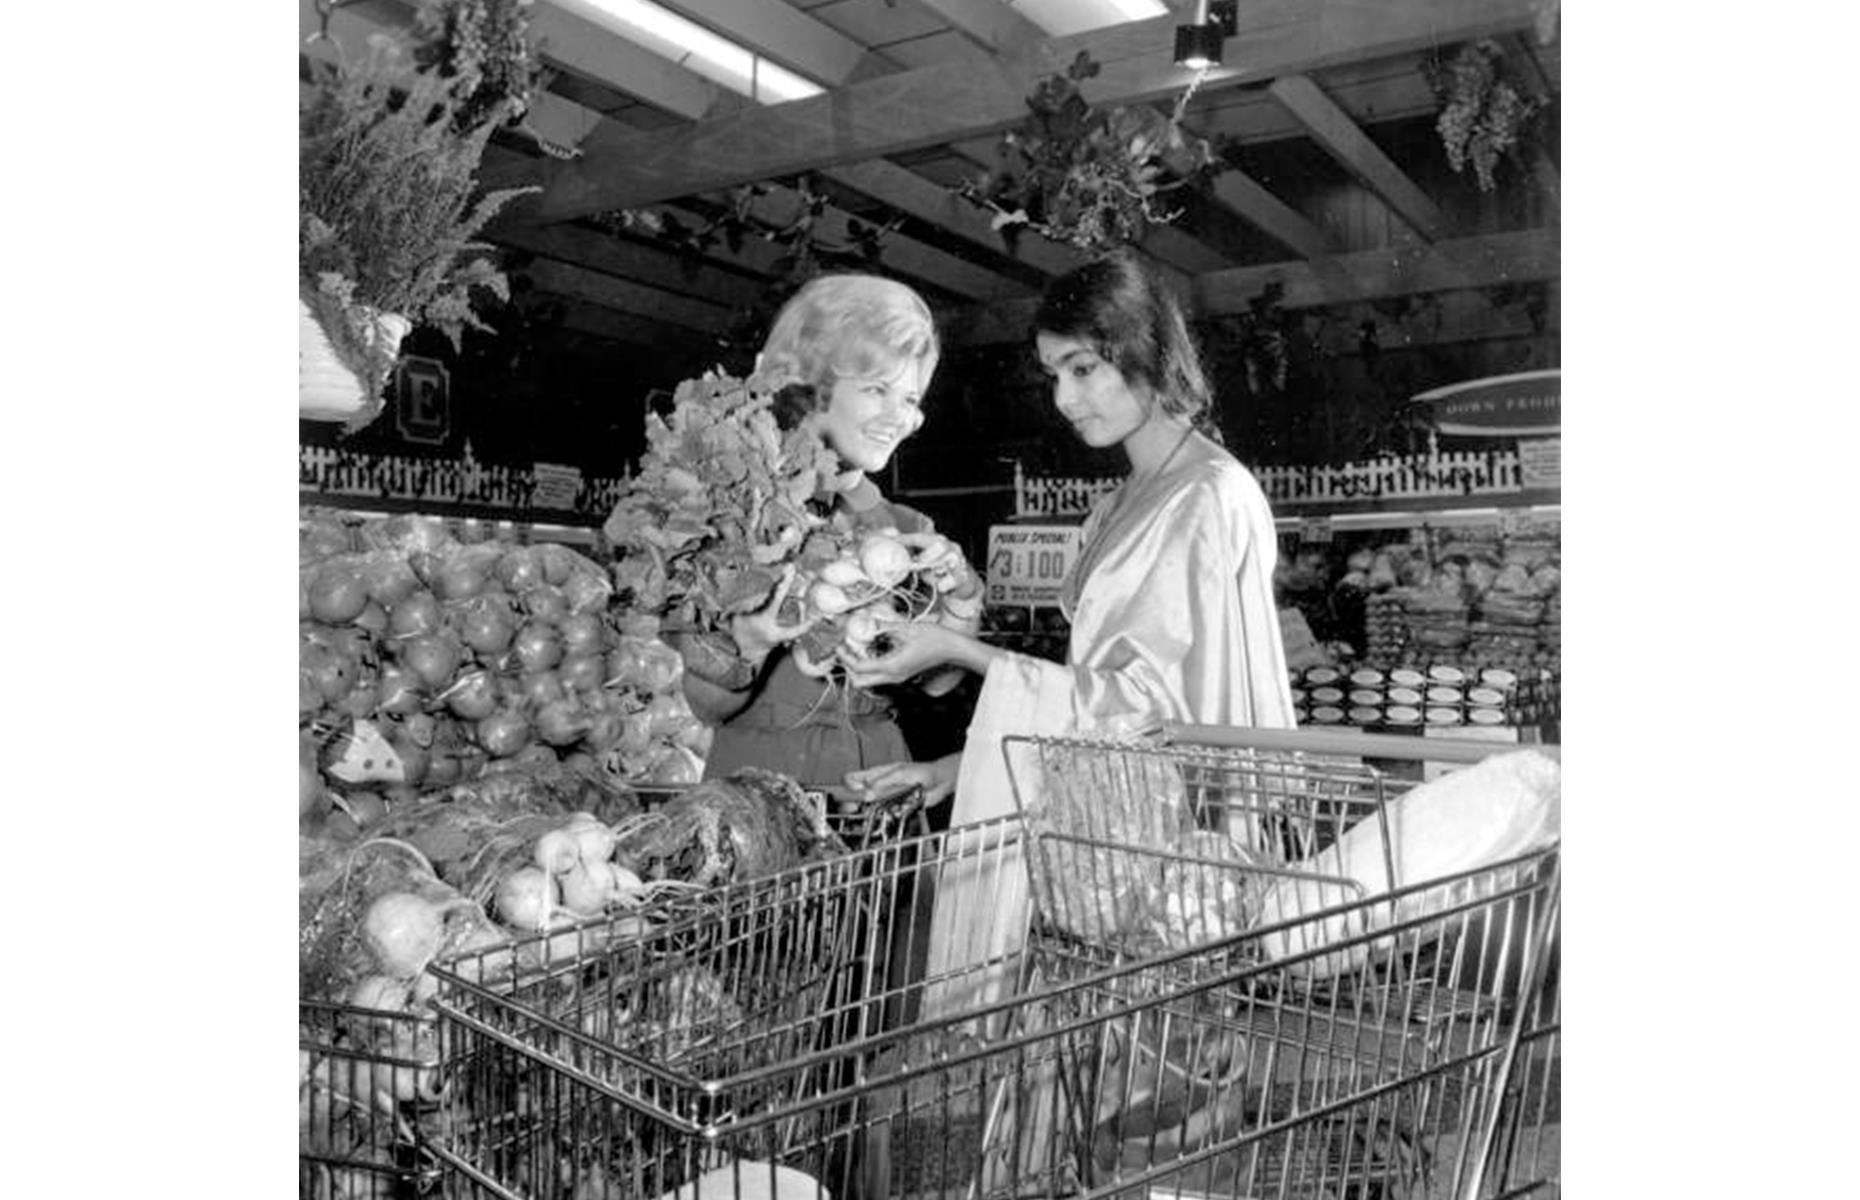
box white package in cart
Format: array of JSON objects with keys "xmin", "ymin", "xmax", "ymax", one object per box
[{"xmin": 1251, "ymin": 747, "xmax": 1560, "ymax": 976}]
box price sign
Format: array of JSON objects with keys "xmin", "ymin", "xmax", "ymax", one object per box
[
  {"xmin": 985, "ymin": 524, "xmax": 1081, "ymax": 608},
  {"xmin": 1518, "ymin": 437, "xmax": 1561, "ymax": 489},
  {"xmin": 532, "ymin": 462, "xmax": 583, "ymax": 511},
  {"xmin": 1298, "ymin": 517, "xmax": 1333, "ymax": 544}
]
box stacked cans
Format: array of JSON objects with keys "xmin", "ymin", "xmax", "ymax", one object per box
[{"xmin": 1290, "ymin": 663, "xmax": 1521, "ymax": 730}]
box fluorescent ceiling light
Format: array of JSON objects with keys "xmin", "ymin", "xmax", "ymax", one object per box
[
  {"xmin": 557, "ymin": 0, "xmax": 825, "ymax": 104},
  {"xmin": 1012, "ymin": 0, "xmax": 1169, "ymax": 37}
]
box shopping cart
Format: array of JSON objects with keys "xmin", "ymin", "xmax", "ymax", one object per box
[
  {"xmin": 300, "ymin": 999, "xmax": 448, "ymax": 1199},
  {"xmin": 423, "ymin": 727, "xmax": 1558, "ymax": 1200}
]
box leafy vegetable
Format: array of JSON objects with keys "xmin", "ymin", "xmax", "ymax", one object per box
[{"xmin": 602, "ymin": 372, "xmax": 841, "ymax": 672}]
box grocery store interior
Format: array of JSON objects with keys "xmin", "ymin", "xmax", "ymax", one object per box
[{"xmin": 33, "ymin": 0, "xmax": 1821, "ymax": 1196}]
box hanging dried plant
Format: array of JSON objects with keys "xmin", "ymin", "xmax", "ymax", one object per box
[
  {"xmin": 1425, "ymin": 40, "xmax": 1548, "ymax": 193},
  {"xmin": 956, "ymin": 52, "xmax": 1220, "ymax": 253}
]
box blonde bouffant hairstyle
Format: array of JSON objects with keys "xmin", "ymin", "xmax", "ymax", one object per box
[{"xmin": 757, "ymin": 274, "xmax": 940, "ymax": 424}]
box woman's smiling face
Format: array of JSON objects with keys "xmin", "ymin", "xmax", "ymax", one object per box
[
  {"xmin": 811, "ymin": 356, "xmax": 931, "ymax": 473},
  {"xmin": 1035, "ymin": 331, "xmax": 1149, "ymax": 448}
]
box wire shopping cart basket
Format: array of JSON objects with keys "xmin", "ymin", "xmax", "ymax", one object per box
[{"xmin": 420, "ymin": 728, "xmax": 1557, "ymax": 1200}]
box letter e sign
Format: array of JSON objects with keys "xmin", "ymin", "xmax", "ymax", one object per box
[{"xmin": 396, "ymin": 357, "xmax": 450, "ymax": 445}]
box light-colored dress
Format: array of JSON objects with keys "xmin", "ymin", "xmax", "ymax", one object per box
[{"xmin": 925, "ymin": 431, "xmax": 1296, "ymax": 1015}]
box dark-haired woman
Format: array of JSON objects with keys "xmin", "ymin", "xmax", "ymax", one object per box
[{"xmin": 843, "ymin": 250, "xmax": 1297, "ymax": 1011}]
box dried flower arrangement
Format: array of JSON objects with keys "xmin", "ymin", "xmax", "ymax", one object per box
[{"xmin": 299, "ymin": 0, "xmax": 539, "ymax": 428}]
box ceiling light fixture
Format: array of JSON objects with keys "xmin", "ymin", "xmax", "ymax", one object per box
[
  {"xmin": 559, "ymin": 0, "xmax": 825, "ymax": 104},
  {"xmin": 1173, "ymin": 0, "xmax": 1237, "ymax": 70}
]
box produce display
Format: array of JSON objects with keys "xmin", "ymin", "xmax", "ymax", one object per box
[
  {"xmin": 603, "ymin": 370, "xmax": 981, "ymax": 688},
  {"xmin": 1275, "ymin": 522, "xmax": 1561, "ymax": 676},
  {"xmin": 299, "ymin": 758, "xmax": 852, "ymax": 1198},
  {"xmin": 299, "ymin": 511, "xmax": 711, "ymax": 841}
]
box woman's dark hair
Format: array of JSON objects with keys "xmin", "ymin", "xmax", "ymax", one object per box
[{"xmin": 1032, "ymin": 248, "xmax": 1214, "ymax": 430}]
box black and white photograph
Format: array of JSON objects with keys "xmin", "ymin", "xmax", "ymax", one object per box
[{"xmin": 289, "ymin": 3, "xmax": 1577, "ymax": 1197}]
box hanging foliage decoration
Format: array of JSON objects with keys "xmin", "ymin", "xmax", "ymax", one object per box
[
  {"xmin": 1424, "ymin": 40, "xmax": 1549, "ymax": 193},
  {"xmin": 955, "ymin": 52, "xmax": 1221, "ymax": 254},
  {"xmin": 594, "ymin": 175, "xmax": 905, "ymax": 365}
]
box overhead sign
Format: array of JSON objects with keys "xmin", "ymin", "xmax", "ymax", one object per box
[
  {"xmin": 1415, "ymin": 370, "xmax": 1560, "ymax": 437},
  {"xmin": 985, "ymin": 524, "xmax": 1081, "ymax": 608}
]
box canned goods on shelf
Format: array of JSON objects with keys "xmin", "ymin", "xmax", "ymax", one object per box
[
  {"xmin": 1480, "ymin": 668, "xmax": 1518, "ymax": 689},
  {"xmin": 1386, "ymin": 686, "xmax": 1423, "ymax": 707},
  {"xmin": 1425, "ymin": 706, "xmax": 1463, "ymax": 725},
  {"xmin": 1426, "ymin": 686, "xmax": 1464, "ymax": 705},
  {"xmin": 1348, "ymin": 706, "xmax": 1383, "ymax": 725},
  {"xmin": 1309, "ymin": 705, "xmax": 1346, "ymax": 724},
  {"xmin": 1349, "ymin": 688, "xmax": 1384, "ymax": 707},
  {"xmin": 1349, "ymin": 668, "xmax": 1385, "ymax": 688},
  {"xmin": 1309, "ymin": 686, "xmax": 1345, "ymax": 706},
  {"xmin": 1468, "ymin": 707, "xmax": 1508, "ymax": 726},
  {"xmin": 1428, "ymin": 665, "xmax": 1467, "ymax": 686},
  {"xmin": 1304, "ymin": 666, "xmax": 1342, "ymax": 687},
  {"xmin": 1385, "ymin": 705, "xmax": 1422, "ymax": 725},
  {"xmin": 1389, "ymin": 668, "xmax": 1426, "ymax": 689},
  {"xmin": 1467, "ymin": 686, "xmax": 1507, "ymax": 707},
  {"xmin": 1292, "ymin": 705, "xmax": 1310, "ymax": 724},
  {"xmin": 1289, "ymin": 686, "xmax": 1307, "ymax": 705}
]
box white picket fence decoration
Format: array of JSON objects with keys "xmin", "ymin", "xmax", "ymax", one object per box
[
  {"xmin": 1012, "ymin": 449, "xmax": 1528, "ymax": 519},
  {"xmin": 300, "ymin": 444, "xmax": 628, "ymax": 521}
]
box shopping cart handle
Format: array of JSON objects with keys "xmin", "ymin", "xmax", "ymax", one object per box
[{"xmin": 1156, "ymin": 722, "xmax": 1559, "ymax": 765}]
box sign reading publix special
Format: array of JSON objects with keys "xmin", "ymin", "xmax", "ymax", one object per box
[{"xmin": 1414, "ymin": 370, "xmax": 1560, "ymax": 437}]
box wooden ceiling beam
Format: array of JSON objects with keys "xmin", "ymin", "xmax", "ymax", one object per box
[
  {"xmin": 1267, "ymin": 73, "xmax": 1449, "ymax": 242},
  {"xmin": 725, "ymin": 183, "xmax": 1035, "ymax": 302},
  {"xmin": 819, "ymin": 159, "xmax": 1085, "ymax": 279},
  {"xmin": 486, "ymin": 219, "xmax": 770, "ymax": 313},
  {"xmin": 650, "ymin": 0, "xmax": 871, "ymax": 85},
  {"xmin": 907, "ymin": 0, "xmax": 1048, "ymax": 55},
  {"xmin": 944, "ymin": 228, "xmax": 1557, "ymax": 343},
  {"xmin": 510, "ymin": 0, "xmax": 1539, "ymax": 224},
  {"xmin": 1202, "ymin": 158, "xmax": 1333, "ymax": 259},
  {"xmin": 523, "ymin": 259, "xmax": 738, "ymax": 332}
]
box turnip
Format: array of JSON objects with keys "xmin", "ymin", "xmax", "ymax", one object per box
[
  {"xmin": 399, "ymin": 634, "xmax": 461, "ymax": 689},
  {"xmin": 564, "ymin": 815, "xmax": 618, "ymax": 865},
  {"xmin": 388, "ymin": 591, "xmax": 442, "ymax": 640},
  {"xmin": 558, "ymin": 860, "xmax": 620, "ymax": 915},
  {"xmin": 859, "ymin": 533, "xmax": 914, "ymax": 589},
  {"xmin": 496, "ymin": 546, "xmax": 544, "ymax": 592},
  {"xmin": 477, "ymin": 709, "xmax": 532, "ymax": 758},
  {"xmin": 535, "ymin": 698, "xmax": 591, "ymax": 747},
  {"xmin": 558, "ymin": 612, "xmax": 605, "ymax": 657},
  {"xmin": 362, "ymin": 891, "xmax": 473, "ymax": 980},
  {"xmin": 558, "ymin": 652, "xmax": 606, "ymax": 695},
  {"xmin": 807, "ymin": 580, "xmax": 853, "ymax": 617},
  {"xmin": 375, "ymin": 663, "xmax": 423, "ymax": 716},
  {"xmin": 817, "ymin": 557, "xmax": 869, "ymax": 589},
  {"xmin": 459, "ymin": 598, "xmax": 516, "ymax": 657},
  {"xmin": 513, "ymin": 622, "xmax": 564, "ymax": 672},
  {"xmin": 309, "ymin": 562, "xmax": 370, "ymax": 624},
  {"xmin": 362, "ymin": 556, "xmax": 421, "ymax": 607},
  {"xmin": 442, "ymin": 670, "xmax": 499, "ymax": 721},
  {"xmin": 495, "ymin": 865, "xmax": 559, "ymax": 931},
  {"xmin": 522, "ymin": 584, "xmax": 569, "ymax": 623},
  {"xmin": 347, "ymin": 974, "xmax": 412, "ymax": 1013},
  {"xmin": 532, "ymin": 829, "xmax": 580, "ymax": 876}
]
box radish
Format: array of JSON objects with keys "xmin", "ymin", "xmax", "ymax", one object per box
[
  {"xmin": 362, "ymin": 892, "xmax": 473, "ymax": 980},
  {"xmin": 564, "ymin": 816, "xmax": 618, "ymax": 865},
  {"xmin": 793, "ymin": 644, "xmax": 834, "ymax": 679},
  {"xmin": 817, "ymin": 557, "xmax": 869, "ymax": 589},
  {"xmin": 495, "ymin": 866, "xmax": 559, "ymax": 931},
  {"xmin": 347, "ymin": 974, "xmax": 412, "ymax": 1012},
  {"xmin": 558, "ymin": 860, "xmax": 620, "ymax": 915},
  {"xmin": 532, "ymin": 829, "xmax": 580, "ymax": 876},
  {"xmin": 807, "ymin": 580, "xmax": 853, "ymax": 617},
  {"xmin": 859, "ymin": 533, "xmax": 914, "ymax": 589},
  {"xmin": 941, "ymin": 588, "xmax": 983, "ymax": 621}
]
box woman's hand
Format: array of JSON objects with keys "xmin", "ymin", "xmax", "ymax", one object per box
[
  {"xmin": 842, "ymin": 621, "xmax": 957, "ymax": 688},
  {"xmin": 727, "ymin": 565, "xmax": 817, "ymax": 664},
  {"xmin": 846, "ymin": 752, "xmax": 962, "ymax": 807}
]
